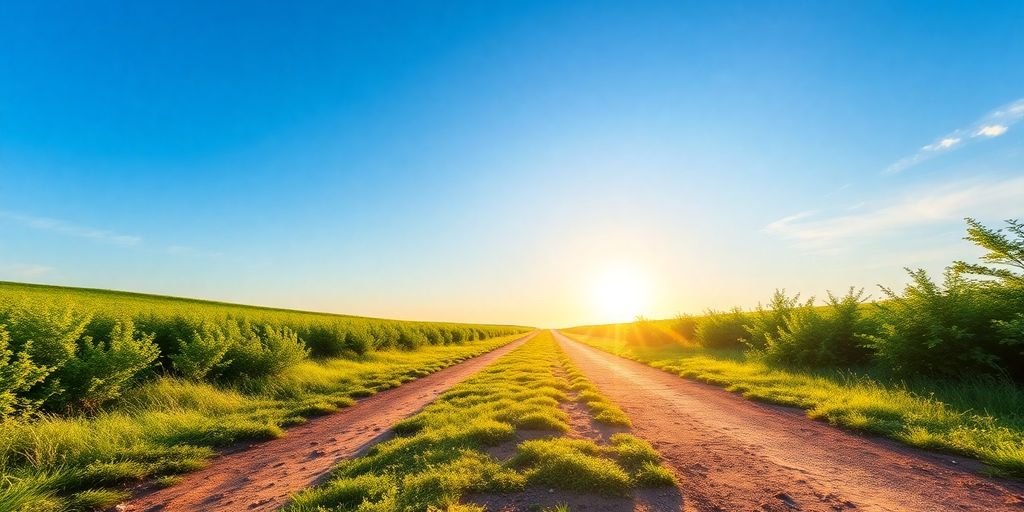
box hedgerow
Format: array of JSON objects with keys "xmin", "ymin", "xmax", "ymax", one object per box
[
  {"xmin": 569, "ymin": 218, "xmax": 1024, "ymax": 380},
  {"xmin": 0, "ymin": 285, "xmax": 529, "ymax": 418}
]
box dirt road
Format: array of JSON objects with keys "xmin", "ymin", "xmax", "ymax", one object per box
[
  {"xmin": 554, "ymin": 331, "xmax": 1024, "ymax": 512},
  {"xmin": 122, "ymin": 332, "xmax": 535, "ymax": 512}
]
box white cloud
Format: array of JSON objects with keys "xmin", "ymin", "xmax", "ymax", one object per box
[
  {"xmin": 765, "ymin": 175, "xmax": 1024, "ymax": 249},
  {"xmin": 975, "ymin": 124, "xmax": 1008, "ymax": 138},
  {"xmin": 923, "ymin": 137, "xmax": 961, "ymax": 151},
  {"xmin": 0, "ymin": 211, "xmax": 142, "ymax": 246},
  {"xmin": 886, "ymin": 98, "xmax": 1024, "ymax": 173}
]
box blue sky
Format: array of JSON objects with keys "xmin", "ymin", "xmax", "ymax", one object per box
[{"xmin": 1, "ymin": 1, "xmax": 1023, "ymax": 326}]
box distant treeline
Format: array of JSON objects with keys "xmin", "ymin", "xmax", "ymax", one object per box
[
  {"xmin": 0, "ymin": 283, "xmax": 529, "ymax": 418},
  {"xmin": 569, "ymin": 218, "xmax": 1024, "ymax": 382}
]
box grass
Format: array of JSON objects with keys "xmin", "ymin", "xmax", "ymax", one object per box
[
  {"xmin": 0, "ymin": 334, "xmax": 523, "ymax": 511},
  {"xmin": 563, "ymin": 331, "xmax": 1024, "ymax": 477},
  {"xmin": 286, "ymin": 331, "xmax": 676, "ymax": 511}
]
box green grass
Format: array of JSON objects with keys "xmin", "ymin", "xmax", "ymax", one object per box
[
  {"xmin": 286, "ymin": 331, "xmax": 676, "ymax": 511},
  {"xmin": 564, "ymin": 331, "xmax": 1024, "ymax": 477},
  {"xmin": 0, "ymin": 334, "xmax": 522, "ymax": 511}
]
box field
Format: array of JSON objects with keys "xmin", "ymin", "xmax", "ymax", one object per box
[{"xmin": 0, "ymin": 282, "xmax": 528, "ymax": 511}]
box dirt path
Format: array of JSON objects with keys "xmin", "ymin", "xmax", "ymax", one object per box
[
  {"xmin": 553, "ymin": 331, "xmax": 1024, "ymax": 512},
  {"xmin": 122, "ymin": 332, "xmax": 535, "ymax": 512}
]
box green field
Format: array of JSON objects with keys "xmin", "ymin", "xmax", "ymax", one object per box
[
  {"xmin": 0, "ymin": 282, "xmax": 529, "ymax": 511},
  {"xmin": 287, "ymin": 331, "xmax": 675, "ymax": 512}
]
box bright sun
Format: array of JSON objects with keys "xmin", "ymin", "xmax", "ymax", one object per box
[{"xmin": 590, "ymin": 265, "xmax": 652, "ymax": 323}]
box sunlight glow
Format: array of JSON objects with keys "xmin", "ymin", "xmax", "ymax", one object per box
[{"xmin": 589, "ymin": 265, "xmax": 652, "ymax": 323}]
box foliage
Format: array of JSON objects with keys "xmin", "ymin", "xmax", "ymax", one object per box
[
  {"xmin": 695, "ymin": 308, "xmax": 748, "ymax": 349},
  {"xmin": 952, "ymin": 217, "xmax": 1024, "ymax": 285},
  {"xmin": 865, "ymin": 270, "xmax": 1024, "ymax": 379},
  {"xmin": 0, "ymin": 326, "xmax": 49, "ymax": 418},
  {"xmin": 221, "ymin": 323, "xmax": 309, "ymax": 380},
  {"xmin": 758, "ymin": 289, "xmax": 877, "ymax": 367},
  {"xmin": 0, "ymin": 335, "xmax": 522, "ymax": 511},
  {"xmin": 56, "ymin": 319, "xmax": 160, "ymax": 412},
  {"xmin": 170, "ymin": 321, "xmax": 231, "ymax": 380},
  {"xmin": 743, "ymin": 289, "xmax": 807, "ymax": 349}
]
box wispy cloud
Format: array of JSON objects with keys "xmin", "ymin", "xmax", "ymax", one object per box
[
  {"xmin": 765, "ymin": 175, "xmax": 1024, "ymax": 250},
  {"xmin": 0, "ymin": 211, "xmax": 142, "ymax": 246},
  {"xmin": 886, "ymin": 98, "xmax": 1024, "ymax": 173}
]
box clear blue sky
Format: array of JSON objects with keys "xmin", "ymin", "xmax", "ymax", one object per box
[{"xmin": 2, "ymin": 1, "xmax": 1022, "ymax": 326}]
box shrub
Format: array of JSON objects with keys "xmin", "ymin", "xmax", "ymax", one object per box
[
  {"xmin": 222, "ymin": 323, "xmax": 309, "ymax": 379},
  {"xmin": 671, "ymin": 314, "xmax": 698, "ymax": 340},
  {"xmin": 342, "ymin": 322, "xmax": 373, "ymax": 355},
  {"xmin": 744, "ymin": 290, "xmax": 806, "ymax": 349},
  {"xmin": 864, "ymin": 270, "xmax": 1020, "ymax": 378},
  {"xmin": 761, "ymin": 289, "xmax": 876, "ymax": 367},
  {"xmin": 623, "ymin": 317, "xmax": 677, "ymax": 347},
  {"xmin": 0, "ymin": 325, "xmax": 49, "ymax": 418},
  {"xmin": 171, "ymin": 321, "xmax": 231, "ymax": 380},
  {"xmin": 695, "ymin": 308, "xmax": 749, "ymax": 349},
  {"xmin": 420, "ymin": 325, "xmax": 444, "ymax": 345},
  {"xmin": 369, "ymin": 323, "xmax": 400, "ymax": 350},
  {"xmin": 302, "ymin": 323, "xmax": 349, "ymax": 358},
  {"xmin": 1, "ymin": 302, "xmax": 89, "ymax": 369},
  {"xmin": 396, "ymin": 326, "xmax": 428, "ymax": 350},
  {"xmin": 57, "ymin": 319, "xmax": 160, "ymax": 412}
]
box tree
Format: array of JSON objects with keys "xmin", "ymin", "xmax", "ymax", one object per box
[{"xmin": 952, "ymin": 218, "xmax": 1024, "ymax": 285}]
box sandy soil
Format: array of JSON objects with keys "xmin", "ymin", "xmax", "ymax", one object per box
[
  {"xmin": 119, "ymin": 332, "xmax": 535, "ymax": 512},
  {"xmin": 554, "ymin": 330, "xmax": 1024, "ymax": 512}
]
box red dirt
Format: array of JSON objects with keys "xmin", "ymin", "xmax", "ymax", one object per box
[
  {"xmin": 120, "ymin": 333, "xmax": 535, "ymax": 512},
  {"xmin": 553, "ymin": 330, "xmax": 1024, "ymax": 512}
]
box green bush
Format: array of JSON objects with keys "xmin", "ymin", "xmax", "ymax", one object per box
[
  {"xmin": 0, "ymin": 325, "xmax": 49, "ymax": 418},
  {"xmin": 57, "ymin": 319, "xmax": 160, "ymax": 412},
  {"xmin": 396, "ymin": 326, "xmax": 428, "ymax": 350},
  {"xmin": 222, "ymin": 323, "xmax": 309, "ymax": 379},
  {"xmin": 301, "ymin": 322, "xmax": 349, "ymax": 358},
  {"xmin": 0, "ymin": 302, "xmax": 89, "ymax": 369},
  {"xmin": 760, "ymin": 289, "xmax": 876, "ymax": 367},
  {"xmin": 744, "ymin": 290, "xmax": 806, "ymax": 349},
  {"xmin": 864, "ymin": 270, "xmax": 1020, "ymax": 378},
  {"xmin": 171, "ymin": 321, "xmax": 231, "ymax": 380},
  {"xmin": 695, "ymin": 308, "xmax": 748, "ymax": 349},
  {"xmin": 343, "ymin": 322, "xmax": 373, "ymax": 355},
  {"xmin": 671, "ymin": 314, "xmax": 698, "ymax": 340}
]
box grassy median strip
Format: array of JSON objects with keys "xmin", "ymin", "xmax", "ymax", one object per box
[
  {"xmin": 0, "ymin": 335, "xmax": 522, "ymax": 512},
  {"xmin": 564, "ymin": 331, "xmax": 1024, "ymax": 477},
  {"xmin": 286, "ymin": 331, "xmax": 675, "ymax": 512}
]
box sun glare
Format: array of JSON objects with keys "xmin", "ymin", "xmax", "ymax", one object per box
[{"xmin": 590, "ymin": 265, "xmax": 652, "ymax": 323}]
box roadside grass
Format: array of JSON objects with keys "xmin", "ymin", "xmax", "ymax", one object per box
[
  {"xmin": 564, "ymin": 332, "xmax": 1024, "ymax": 477},
  {"xmin": 286, "ymin": 331, "xmax": 675, "ymax": 512},
  {"xmin": 0, "ymin": 335, "xmax": 522, "ymax": 512}
]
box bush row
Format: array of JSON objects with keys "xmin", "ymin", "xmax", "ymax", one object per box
[
  {"xmin": 0, "ymin": 294, "xmax": 527, "ymax": 418},
  {"xmin": 574, "ymin": 218, "xmax": 1024, "ymax": 381}
]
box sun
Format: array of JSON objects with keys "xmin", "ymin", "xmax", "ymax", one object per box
[{"xmin": 590, "ymin": 265, "xmax": 652, "ymax": 323}]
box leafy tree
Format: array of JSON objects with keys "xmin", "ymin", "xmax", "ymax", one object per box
[{"xmin": 952, "ymin": 217, "xmax": 1024, "ymax": 285}]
